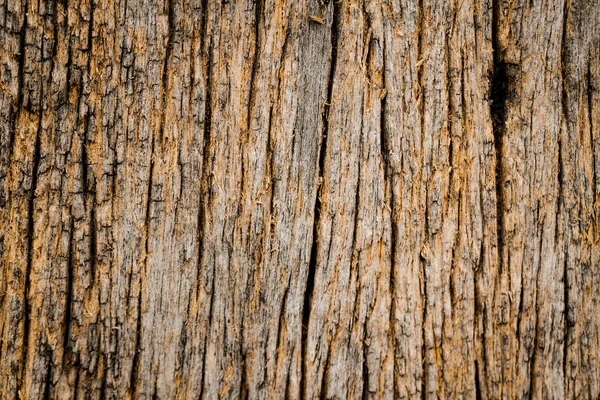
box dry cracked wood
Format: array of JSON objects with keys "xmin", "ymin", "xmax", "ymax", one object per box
[{"xmin": 0, "ymin": 0, "xmax": 598, "ymax": 398}]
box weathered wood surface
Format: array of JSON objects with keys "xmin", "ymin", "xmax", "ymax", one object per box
[{"xmin": 0, "ymin": 0, "xmax": 598, "ymax": 398}]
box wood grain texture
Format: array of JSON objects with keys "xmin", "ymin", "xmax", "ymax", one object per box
[{"xmin": 0, "ymin": 0, "xmax": 598, "ymax": 398}]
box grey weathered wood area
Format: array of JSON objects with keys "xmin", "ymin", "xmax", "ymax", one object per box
[{"xmin": 0, "ymin": 0, "xmax": 599, "ymax": 398}]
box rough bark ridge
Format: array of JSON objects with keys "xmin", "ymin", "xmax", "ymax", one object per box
[{"xmin": 0, "ymin": 0, "xmax": 598, "ymax": 398}]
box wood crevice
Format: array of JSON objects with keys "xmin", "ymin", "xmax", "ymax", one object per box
[
  {"xmin": 490, "ymin": 0, "xmax": 507, "ymax": 276},
  {"xmin": 559, "ymin": 0, "xmax": 570, "ymax": 390},
  {"xmin": 159, "ymin": 0, "xmax": 175, "ymax": 143},
  {"xmin": 301, "ymin": 2, "xmax": 341, "ymax": 398},
  {"xmin": 62, "ymin": 214, "xmax": 76, "ymax": 365},
  {"xmin": 197, "ymin": 1, "xmax": 214, "ymax": 395},
  {"xmin": 416, "ymin": 0, "xmax": 427, "ymax": 397},
  {"xmin": 20, "ymin": 80, "xmax": 44, "ymax": 399}
]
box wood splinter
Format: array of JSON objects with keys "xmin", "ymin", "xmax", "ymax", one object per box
[{"xmin": 309, "ymin": 14, "xmax": 325, "ymax": 24}]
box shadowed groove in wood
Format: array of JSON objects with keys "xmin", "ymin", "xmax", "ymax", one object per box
[
  {"xmin": 301, "ymin": 2, "xmax": 340, "ymax": 398},
  {"xmin": 379, "ymin": 32, "xmax": 398, "ymax": 400},
  {"xmin": 20, "ymin": 80, "xmax": 43, "ymax": 400},
  {"xmin": 490, "ymin": 0, "xmax": 506, "ymax": 278},
  {"xmin": 62, "ymin": 214, "xmax": 75, "ymax": 363},
  {"xmin": 559, "ymin": 0, "xmax": 569, "ymax": 391},
  {"xmin": 196, "ymin": 0, "xmax": 213, "ymax": 395},
  {"xmin": 416, "ymin": 0, "xmax": 427, "ymax": 398}
]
